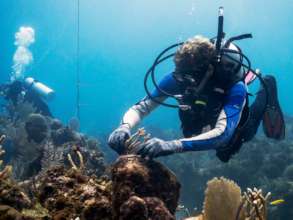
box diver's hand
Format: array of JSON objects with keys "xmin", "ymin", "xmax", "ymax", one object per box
[
  {"xmin": 108, "ymin": 124, "xmax": 131, "ymax": 154},
  {"xmin": 135, "ymin": 138, "xmax": 183, "ymax": 158}
]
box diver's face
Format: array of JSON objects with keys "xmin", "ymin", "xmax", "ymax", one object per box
[{"xmin": 174, "ymin": 64, "xmax": 208, "ymax": 86}]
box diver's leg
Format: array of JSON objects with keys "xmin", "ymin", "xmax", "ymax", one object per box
[
  {"xmin": 240, "ymin": 86, "xmax": 267, "ymax": 141},
  {"xmin": 242, "ymin": 75, "xmax": 285, "ymax": 141},
  {"xmin": 217, "ymin": 75, "xmax": 285, "ymax": 162}
]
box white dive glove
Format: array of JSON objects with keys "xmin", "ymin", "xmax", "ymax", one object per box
[
  {"xmin": 134, "ymin": 138, "xmax": 183, "ymax": 158},
  {"xmin": 108, "ymin": 124, "xmax": 131, "ymax": 154}
]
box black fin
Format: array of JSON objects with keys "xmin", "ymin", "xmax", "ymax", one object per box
[
  {"xmin": 262, "ymin": 76, "xmax": 285, "ymax": 140},
  {"xmin": 263, "ymin": 106, "xmax": 285, "ymax": 140}
]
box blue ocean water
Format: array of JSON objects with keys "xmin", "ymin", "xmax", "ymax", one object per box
[{"xmin": 0, "ymin": 0, "xmax": 292, "ymax": 137}]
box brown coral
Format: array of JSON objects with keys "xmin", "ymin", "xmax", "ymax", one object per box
[
  {"xmin": 0, "ymin": 135, "xmax": 32, "ymax": 212},
  {"xmin": 111, "ymin": 155, "xmax": 180, "ymax": 219},
  {"xmin": 119, "ymin": 196, "xmax": 148, "ymax": 220},
  {"xmin": 119, "ymin": 196, "xmax": 175, "ymax": 220},
  {"xmin": 144, "ymin": 197, "xmax": 175, "ymax": 220},
  {"xmin": 35, "ymin": 166, "xmax": 112, "ymax": 219},
  {"xmin": 0, "ymin": 205, "xmax": 22, "ymax": 220},
  {"xmin": 0, "ymin": 135, "xmax": 12, "ymax": 180}
]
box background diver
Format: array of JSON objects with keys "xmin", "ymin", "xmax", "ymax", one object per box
[
  {"xmin": 108, "ymin": 8, "xmax": 285, "ymax": 162},
  {"xmin": 0, "ymin": 77, "xmax": 55, "ymax": 117}
]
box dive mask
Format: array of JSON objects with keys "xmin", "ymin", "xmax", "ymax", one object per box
[
  {"xmin": 173, "ymin": 63, "xmax": 210, "ymax": 85},
  {"xmin": 173, "ymin": 64, "xmax": 214, "ymax": 91}
]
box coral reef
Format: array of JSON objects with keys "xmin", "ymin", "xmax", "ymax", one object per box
[
  {"xmin": 0, "ymin": 129, "xmax": 181, "ymax": 219},
  {"xmin": 40, "ymin": 138, "xmax": 105, "ymax": 177},
  {"xmin": 0, "ymin": 98, "xmax": 106, "ymax": 180},
  {"xmin": 0, "ymin": 154, "xmax": 181, "ymax": 219},
  {"xmin": 0, "ymin": 164, "xmax": 112, "ymax": 219},
  {"xmin": 0, "ymin": 129, "xmax": 109, "ymax": 219},
  {"xmin": 34, "ymin": 166, "xmax": 112, "ymax": 219},
  {"xmin": 29, "ymin": 154, "xmax": 179, "ymax": 219},
  {"xmin": 112, "ymin": 155, "xmax": 180, "ymax": 219},
  {"xmin": 0, "ymin": 135, "xmax": 33, "ymax": 216},
  {"xmin": 1, "ymin": 91, "xmax": 292, "ymax": 219},
  {"xmin": 0, "ymin": 126, "xmax": 281, "ymax": 220}
]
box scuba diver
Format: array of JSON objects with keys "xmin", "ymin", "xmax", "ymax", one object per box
[
  {"xmin": 0, "ymin": 77, "xmax": 55, "ymax": 117},
  {"xmin": 108, "ymin": 7, "xmax": 285, "ymax": 162}
]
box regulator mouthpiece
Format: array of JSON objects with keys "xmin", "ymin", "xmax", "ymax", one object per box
[{"xmin": 24, "ymin": 77, "xmax": 55, "ymax": 101}]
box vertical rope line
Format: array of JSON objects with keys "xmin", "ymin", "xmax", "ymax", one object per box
[{"xmin": 76, "ymin": 0, "xmax": 80, "ymax": 121}]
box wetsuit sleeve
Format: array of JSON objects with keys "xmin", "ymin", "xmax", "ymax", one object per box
[
  {"xmin": 179, "ymin": 82, "xmax": 247, "ymax": 151},
  {"xmin": 122, "ymin": 73, "xmax": 180, "ymax": 129}
]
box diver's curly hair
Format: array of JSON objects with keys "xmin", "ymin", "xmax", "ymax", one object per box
[{"xmin": 174, "ymin": 35, "xmax": 215, "ymax": 72}]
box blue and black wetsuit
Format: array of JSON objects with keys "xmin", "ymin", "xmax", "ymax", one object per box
[{"xmin": 122, "ymin": 72, "xmax": 249, "ymax": 156}]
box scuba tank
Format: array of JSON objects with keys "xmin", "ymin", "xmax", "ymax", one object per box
[{"xmin": 24, "ymin": 77, "xmax": 55, "ymax": 101}]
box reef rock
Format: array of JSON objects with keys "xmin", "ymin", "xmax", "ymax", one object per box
[
  {"xmin": 34, "ymin": 166, "xmax": 112, "ymax": 220},
  {"xmin": 0, "ymin": 205, "xmax": 22, "ymax": 220},
  {"xmin": 111, "ymin": 155, "xmax": 180, "ymax": 219},
  {"xmin": 0, "ymin": 179, "xmax": 32, "ymax": 211}
]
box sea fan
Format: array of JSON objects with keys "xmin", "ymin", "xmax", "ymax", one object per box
[{"xmin": 203, "ymin": 177, "xmax": 242, "ymax": 220}]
